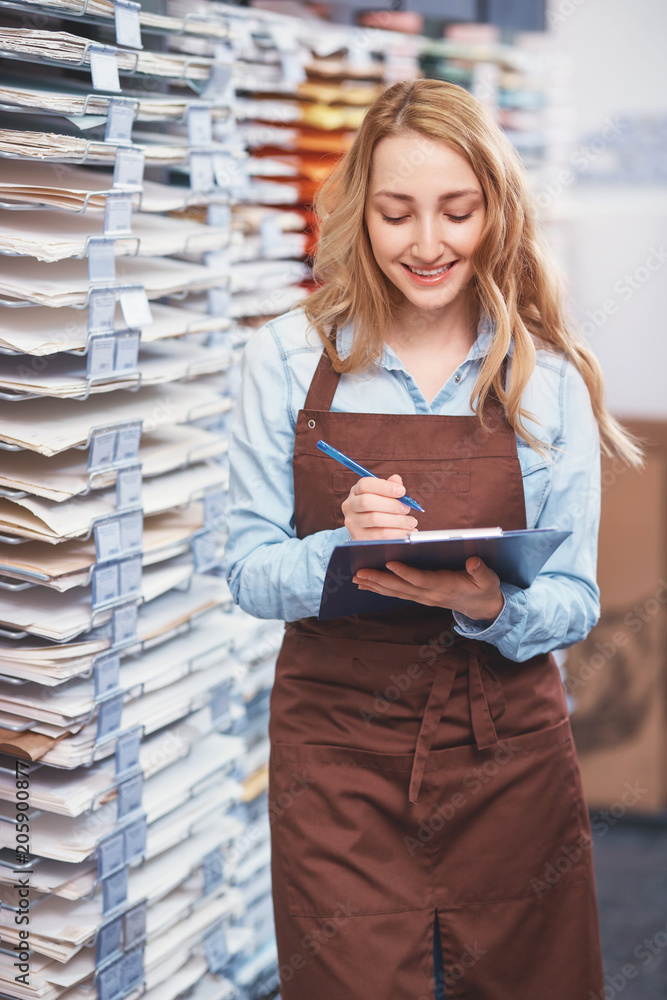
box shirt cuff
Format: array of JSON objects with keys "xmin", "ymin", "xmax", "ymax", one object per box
[{"xmin": 452, "ymin": 583, "xmax": 527, "ymax": 641}]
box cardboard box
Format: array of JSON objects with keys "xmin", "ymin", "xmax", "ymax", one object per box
[{"xmin": 564, "ymin": 421, "xmax": 667, "ymax": 813}]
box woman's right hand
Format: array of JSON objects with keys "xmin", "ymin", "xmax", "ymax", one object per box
[{"xmin": 342, "ymin": 473, "xmax": 419, "ymax": 541}]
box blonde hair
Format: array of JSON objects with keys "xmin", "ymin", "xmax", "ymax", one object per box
[{"xmin": 298, "ymin": 78, "xmax": 643, "ymax": 467}]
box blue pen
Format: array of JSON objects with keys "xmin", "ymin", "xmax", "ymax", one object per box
[{"xmin": 316, "ymin": 440, "xmax": 425, "ymax": 512}]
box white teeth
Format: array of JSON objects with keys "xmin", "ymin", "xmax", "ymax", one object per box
[{"xmin": 406, "ymin": 262, "xmax": 455, "ymax": 276}]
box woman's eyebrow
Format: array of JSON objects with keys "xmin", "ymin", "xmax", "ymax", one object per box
[{"xmin": 372, "ymin": 189, "xmax": 480, "ymax": 201}]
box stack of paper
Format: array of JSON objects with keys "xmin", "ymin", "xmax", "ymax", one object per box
[
  {"xmin": 0, "ymin": 301, "xmax": 230, "ymax": 356},
  {"xmin": 0, "ymin": 29, "xmax": 214, "ymax": 80}
]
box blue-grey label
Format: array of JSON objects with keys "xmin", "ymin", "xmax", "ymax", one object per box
[
  {"xmin": 94, "ymin": 654, "xmax": 120, "ymax": 700},
  {"xmin": 97, "ymin": 831, "xmax": 125, "ymax": 880},
  {"xmin": 97, "ymin": 954, "xmax": 123, "ymax": 1000},
  {"xmin": 202, "ymin": 847, "xmax": 224, "ymax": 895},
  {"xmin": 115, "ymin": 729, "xmax": 141, "ymax": 777},
  {"xmin": 116, "ymin": 774, "xmax": 143, "ymax": 820},
  {"xmin": 123, "ymin": 903, "xmax": 146, "ymax": 949},
  {"xmin": 102, "ymin": 867, "xmax": 128, "ymax": 916},
  {"xmin": 121, "ymin": 947, "xmax": 144, "ymax": 993},
  {"xmin": 112, "ymin": 603, "xmax": 138, "ymax": 646},
  {"xmin": 204, "ymin": 923, "xmax": 228, "ymax": 973},
  {"xmin": 96, "ymin": 915, "xmax": 122, "ymax": 966},
  {"xmin": 97, "ymin": 693, "xmax": 124, "ymax": 741},
  {"xmin": 123, "ymin": 816, "xmax": 147, "ymax": 863}
]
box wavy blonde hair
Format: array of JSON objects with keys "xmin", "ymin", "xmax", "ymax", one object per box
[{"xmin": 298, "ymin": 77, "xmax": 642, "ymax": 466}]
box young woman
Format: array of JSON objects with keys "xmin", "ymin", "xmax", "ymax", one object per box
[{"xmin": 223, "ymin": 78, "xmax": 642, "ymax": 1000}]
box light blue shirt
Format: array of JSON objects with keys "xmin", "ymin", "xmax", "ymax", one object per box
[{"xmin": 222, "ymin": 307, "xmax": 601, "ymax": 663}]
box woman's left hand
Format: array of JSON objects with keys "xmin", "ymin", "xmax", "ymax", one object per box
[{"xmin": 352, "ymin": 557, "xmax": 504, "ymax": 622}]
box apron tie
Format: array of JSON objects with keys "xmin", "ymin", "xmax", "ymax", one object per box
[{"xmin": 408, "ymin": 643, "xmax": 504, "ymax": 804}]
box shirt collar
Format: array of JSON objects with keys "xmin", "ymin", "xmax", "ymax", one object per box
[{"xmin": 336, "ymin": 311, "xmax": 511, "ymax": 368}]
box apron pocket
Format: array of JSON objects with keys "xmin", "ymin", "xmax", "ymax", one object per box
[
  {"xmin": 269, "ymin": 741, "xmax": 434, "ymax": 917},
  {"xmin": 423, "ymin": 720, "xmax": 594, "ymax": 906}
]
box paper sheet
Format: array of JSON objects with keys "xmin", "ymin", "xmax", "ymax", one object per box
[
  {"xmin": 0, "ymin": 339, "xmax": 230, "ymax": 398},
  {"xmin": 0, "ymin": 160, "xmax": 227, "ymax": 213},
  {"xmin": 0, "ymin": 424, "xmax": 229, "ymax": 501},
  {"xmin": 0, "ymin": 578, "xmax": 231, "ymax": 683},
  {"xmin": 0, "ymin": 460, "xmax": 225, "ymax": 542},
  {"xmin": 0, "ymin": 210, "xmax": 229, "ymax": 262},
  {"xmin": 0, "ymin": 29, "xmax": 213, "ymax": 80},
  {"xmin": 0, "ymin": 379, "xmax": 228, "ymax": 454},
  {"xmin": 0, "ymin": 301, "xmax": 230, "ymax": 356}
]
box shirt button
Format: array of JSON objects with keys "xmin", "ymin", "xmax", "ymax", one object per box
[{"xmin": 454, "ymin": 374, "xmax": 461, "ymax": 383}]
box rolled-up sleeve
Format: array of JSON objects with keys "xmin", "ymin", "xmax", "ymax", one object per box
[
  {"xmin": 452, "ymin": 360, "xmax": 602, "ymax": 661},
  {"xmin": 222, "ymin": 322, "xmax": 350, "ymax": 622}
]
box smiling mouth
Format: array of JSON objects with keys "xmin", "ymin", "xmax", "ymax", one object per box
[{"xmin": 401, "ymin": 261, "xmax": 458, "ymax": 276}]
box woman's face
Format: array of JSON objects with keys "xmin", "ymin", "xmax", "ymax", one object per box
[{"xmin": 364, "ymin": 133, "xmax": 486, "ymax": 318}]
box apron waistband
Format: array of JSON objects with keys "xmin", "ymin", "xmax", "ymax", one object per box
[{"xmin": 285, "ymin": 626, "xmax": 506, "ymax": 805}]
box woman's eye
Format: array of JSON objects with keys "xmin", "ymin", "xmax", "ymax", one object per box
[{"xmin": 380, "ymin": 212, "xmax": 473, "ymax": 225}]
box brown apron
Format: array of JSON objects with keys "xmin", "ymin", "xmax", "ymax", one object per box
[{"xmin": 268, "ymin": 349, "xmax": 604, "ymax": 1000}]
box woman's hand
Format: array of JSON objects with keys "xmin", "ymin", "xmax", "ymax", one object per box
[
  {"xmin": 353, "ymin": 557, "xmax": 505, "ymax": 622},
  {"xmin": 342, "ymin": 473, "xmax": 419, "ymax": 540}
]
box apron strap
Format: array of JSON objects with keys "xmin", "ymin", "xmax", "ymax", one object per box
[
  {"xmin": 468, "ymin": 649, "xmax": 502, "ymax": 751},
  {"xmin": 408, "ymin": 644, "xmax": 503, "ymax": 805},
  {"xmin": 408, "ymin": 663, "xmax": 457, "ymax": 805},
  {"xmin": 303, "ymin": 339, "xmax": 340, "ymax": 412}
]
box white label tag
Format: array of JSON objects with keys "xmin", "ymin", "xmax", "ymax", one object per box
[
  {"xmin": 95, "ymin": 519, "xmax": 123, "ymax": 562},
  {"xmin": 88, "ymin": 287, "xmax": 117, "ymax": 333},
  {"xmin": 208, "ymin": 287, "xmax": 230, "ymax": 316},
  {"xmin": 112, "ymin": 602, "xmax": 138, "ymax": 645},
  {"xmin": 93, "ymin": 563, "xmax": 120, "ymax": 606},
  {"xmin": 190, "ymin": 152, "xmax": 215, "ymax": 193},
  {"xmin": 113, "ymin": 146, "xmax": 144, "ymax": 188},
  {"xmin": 207, "ymin": 203, "xmax": 231, "ymax": 230},
  {"xmin": 119, "ymin": 555, "xmax": 142, "ymax": 597},
  {"xmin": 89, "ymin": 429, "xmax": 117, "ymax": 471},
  {"xmin": 89, "ymin": 46, "xmax": 121, "ymax": 93},
  {"xmin": 259, "ymin": 214, "xmax": 283, "ymax": 254},
  {"xmin": 104, "ymin": 193, "xmax": 133, "ymax": 236},
  {"xmin": 120, "ymin": 511, "xmax": 143, "ymax": 554},
  {"xmin": 88, "ymin": 334, "xmax": 116, "ymax": 377},
  {"xmin": 115, "ymin": 0, "xmax": 143, "ymax": 50},
  {"xmin": 188, "ymin": 105, "xmax": 213, "ymax": 148},
  {"xmin": 106, "ymin": 99, "xmax": 134, "ymax": 143},
  {"xmin": 203, "ymin": 62, "xmax": 232, "ymax": 100},
  {"xmin": 116, "ymin": 423, "xmax": 142, "ymax": 463},
  {"xmin": 114, "ymin": 331, "xmax": 140, "ymax": 372},
  {"xmin": 116, "ymin": 465, "xmax": 142, "ymax": 510},
  {"xmin": 212, "ymin": 152, "xmax": 238, "ymax": 189},
  {"xmin": 280, "ymin": 51, "xmax": 306, "ymax": 87},
  {"xmin": 88, "ymin": 240, "xmax": 116, "ymax": 284},
  {"xmin": 119, "ymin": 286, "xmax": 153, "ymax": 328}
]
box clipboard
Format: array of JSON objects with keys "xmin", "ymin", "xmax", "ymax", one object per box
[{"xmin": 318, "ymin": 527, "xmax": 572, "ymax": 620}]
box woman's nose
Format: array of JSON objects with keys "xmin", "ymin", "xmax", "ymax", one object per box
[{"xmin": 411, "ymin": 219, "xmax": 447, "ymax": 263}]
